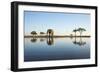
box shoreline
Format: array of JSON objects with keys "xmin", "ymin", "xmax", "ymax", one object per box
[{"xmin": 24, "ymin": 35, "xmax": 91, "ymax": 38}]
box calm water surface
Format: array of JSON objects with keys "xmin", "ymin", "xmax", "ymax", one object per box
[{"xmin": 24, "ymin": 37, "xmax": 90, "ymax": 62}]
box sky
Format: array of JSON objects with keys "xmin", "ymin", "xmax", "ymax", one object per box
[{"xmin": 24, "ymin": 11, "xmax": 91, "ymax": 36}]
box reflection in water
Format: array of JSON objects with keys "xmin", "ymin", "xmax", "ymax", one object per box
[
  {"xmin": 40, "ymin": 38, "xmax": 45, "ymax": 42},
  {"xmin": 30, "ymin": 37, "xmax": 87, "ymax": 46},
  {"xmin": 30, "ymin": 37, "xmax": 54, "ymax": 45},
  {"xmin": 25, "ymin": 37, "xmax": 90, "ymax": 62},
  {"xmin": 30, "ymin": 37, "xmax": 86, "ymax": 46},
  {"xmin": 31, "ymin": 38, "xmax": 37, "ymax": 43},
  {"xmin": 72, "ymin": 37, "xmax": 86, "ymax": 46},
  {"xmin": 47, "ymin": 37, "xmax": 54, "ymax": 45}
]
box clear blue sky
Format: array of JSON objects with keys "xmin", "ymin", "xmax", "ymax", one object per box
[{"xmin": 24, "ymin": 11, "xmax": 90, "ymax": 35}]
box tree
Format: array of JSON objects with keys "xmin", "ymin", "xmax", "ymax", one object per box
[
  {"xmin": 73, "ymin": 29, "xmax": 77, "ymax": 37},
  {"xmin": 77, "ymin": 28, "xmax": 86, "ymax": 37},
  {"xmin": 40, "ymin": 32, "xmax": 45, "ymax": 34},
  {"xmin": 31, "ymin": 31, "xmax": 37, "ymax": 37}
]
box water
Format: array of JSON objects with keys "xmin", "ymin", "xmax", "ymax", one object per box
[{"xmin": 24, "ymin": 37, "xmax": 90, "ymax": 62}]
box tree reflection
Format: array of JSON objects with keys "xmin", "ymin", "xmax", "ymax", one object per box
[
  {"xmin": 73, "ymin": 37, "xmax": 86, "ymax": 46},
  {"xmin": 40, "ymin": 38, "xmax": 45, "ymax": 42},
  {"xmin": 31, "ymin": 38, "xmax": 37, "ymax": 43}
]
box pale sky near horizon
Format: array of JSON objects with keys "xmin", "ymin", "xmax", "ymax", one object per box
[{"xmin": 24, "ymin": 11, "xmax": 91, "ymax": 35}]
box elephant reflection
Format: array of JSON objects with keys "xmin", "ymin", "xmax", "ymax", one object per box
[
  {"xmin": 73, "ymin": 37, "xmax": 86, "ymax": 46},
  {"xmin": 31, "ymin": 38, "xmax": 37, "ymax": 43},
  {"xmin": 30, "ymin": 37, "xmax": 54, "ymax": 45},
  {"xmin": 47, "ymin": 37, "xmax": 54, "ymax": 45}
]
